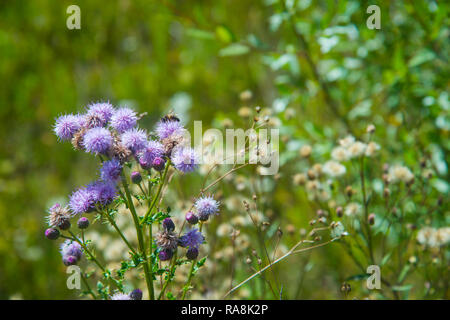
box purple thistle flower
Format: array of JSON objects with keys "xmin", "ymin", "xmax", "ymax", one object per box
[
  {"xmin": 69, "ymin": 187, "xmax": 95, "ymax": 214},
  {"xmin": 179, "ymin": 229, "xmax": 204, "ymax": 249},
  {"xmin": 137, "ymin": 140, "xmax": 164, "ymax": 169},
  {"xmin": 155, "ymin": 119, "xmax": 184, "ymax": 140},
  {"xmin": 53, "ymin": 114, "xmax": 84, "ymax": 141},
  {"xmin": 129, "ymin": 289, "xmax": 143, "ymax": 300},
  {"xmin": 111, "ymin": 293, "xmax": 131, "ymax": 300},
  {"xmin": 87, "ymin": 181, "xmax": 118, "ymax": 206},
  {"xmin": 195, "ymin": 195, "xmax": 220, "ymax": 218},
  {"xmin": 86, "ymin": 102, "xmax": 115, "ymax": 126},
  {"xmin": 110, "ymin": 107, "xmax": 137, "ymax": 133},
  {"xmin": 100, "ymin": 159, "xmax": 122, "ymax": 183},
  {"xmin": 120, "ymin": 128, "xmax": 147, "ymax": 154},
  {"xmin": 82, "ymin": 127, "xmax": 113, "ymax": 154},
  {"xmin": 171, "ymin": 147, "xmax": 198, "ymax": 173},
  {"xmin": 63, "ymin": 255, "xmax": 78, "ymax": 266},
  {"xmin": 60, "ymin": 240, "xmax": 83, "ymax": 261}
]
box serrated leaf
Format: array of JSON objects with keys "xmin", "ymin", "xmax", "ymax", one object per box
[{"xmin": 219, "ymin": 43, "xmax": 249, "ymax": 57}]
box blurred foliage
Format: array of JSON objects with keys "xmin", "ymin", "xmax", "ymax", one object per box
[{"xmin": 0, "ymin": 0, "xmax": 448, "ymax": 299}]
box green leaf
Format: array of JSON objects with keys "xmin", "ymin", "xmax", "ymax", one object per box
[
  {"xmin": 392, "ymin": 284, "xmax": 413, "ymax": 292},
  {"xmin": 408, "ymin": 49, "xmax": 436, "ymax": 68},
  {"xmin": 215, "ymin": 25, "xmax": 234, "ymax": 43},
  {"xmin": 219, "ymin": 43, "xmax": 249, "ymax": 57},
  {"xmin": 185, "ymin": 28, "xmax": 215, "ymax": 40}
]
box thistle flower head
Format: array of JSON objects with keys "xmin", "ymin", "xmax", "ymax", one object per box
[
  {"xmin": 60, "ymin": 240, "xmax": 83, "ymax": 261},
  {"xmin": 100, "ymin": 159, "xmax": 122, "ymax": 183},
  {"xmin": 86, "ymin": 102, "xmax": 115, "ymax": 126},
  {"xmin": 82, "ymin": 127, "xmax": 113, "ymax": 154},
  {"xmin": 53, "ymin": 114, "xmax": 84, "ymax": 141},
  {"xmin": 87, "ymin": 181, "xmax": 117, "ymax": 206},
  {"xmin": 171, "ymin": 147, "xmax": 198, "ymax": 173},
  {"xmin": 137, "ymin": 140, "xmax": 164, "ymax": 169},
  {"xmin": 179, "ymin": 228, "xmax": 204, "ymax": 249},
  {"xmin": 69, "ymin": 186, "xmax": 95, "ymax": 214},
  {"xmin": 155, "ymin": 230, "xmax": 178, "ymax": 251},
  {"xmin": 159, "ymin": 249, "xmax": 173, "ymax": 261},
  {"xmin": 344, "ymin": 202, "xmax": 362, "ymax": 216},
  {"xmin": 331, "ymin": 146, "xmax": 350, "ymax": 162},
  {"xmin": 347, "ymin": 141, "xmax": 367, "ymax": 158},
  {"xmin": 110, "ymin": 293, "xmax": 132, "ymax": 300},
  {"xmin": 110, "ymin": 107, "xmax": 137, "ymax": 133},
  {"xmin": 120, "ymin": 128, "xmax": 148, "ymax": 154},
  {"xmin": 388, "ymin": 165, "xmax": 414, "ymax": 183},
  {"xmin": 47, "ymin": 203, "xmax": 72, "ymax": 229},
  {"xmin": 155, "ymin": 118, "xmax": 184, "ymax": 140},
  {"xmin": 129, "ymin": 289, "xmax": 143, "ymax": 300},
  {"xmin": 195, "ymin": 195, "xmax": 220, "ymax": 218}
]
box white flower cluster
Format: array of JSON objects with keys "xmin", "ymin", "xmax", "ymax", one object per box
[
  {"xmin": 331, "ymin": 135, "xmax": 380, "ymax": 162},
  {"xmin": 417, "ymin": 227, "xmax": 450, "ymax": 248}
]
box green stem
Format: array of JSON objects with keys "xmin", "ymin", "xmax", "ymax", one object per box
[
  {"xmin": 121, "ymin": 172, "xmax": 154, "ymax": 300},
  {"xmin": 101, "ymin": 211, "xmax": 137, "ymax": 255},
  {"xmin": 158, "ymin": 250, "xmax": 178, "ymax": 300},
  {"xmin": 80, "ymin": 272, "xmax": 97, "ymax": 300},
  {"xmin": 181, "ymin": 223, "xmax": 204, "ymax": 300},
  {"xmin": 141, "ymin": 159, "xmax": 171, "ymax": 225}
]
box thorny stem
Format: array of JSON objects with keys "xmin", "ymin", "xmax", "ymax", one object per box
[
  {"xmin": 100, "ymin": 210, "xmax": 137, "ymax": 256},
  {"xmin": 80, "ymin": 272, "xmax": 97, "ymax": 300},
  {"xmin": 141, "ymin": 159, "xmax": 171, "ymax": 225},
  {"xmin": 121, "ymin": 172, "xmax": 154, "ymax": 300},
  {"xmin": 67, "ymin": 230, "xmax": 122, "ymax": 290},
  {"xmin": 181, "ymin": 222, "xmax": 204, "ymax": 300}
]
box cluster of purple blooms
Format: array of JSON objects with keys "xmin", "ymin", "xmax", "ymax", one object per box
[
  {"xmin": 46, "ymin": 101, "xmax": 201, "ymax": 268},
  {"xmin": 156, "ymin": 195, "xmax": 220, "ymax": 261}
]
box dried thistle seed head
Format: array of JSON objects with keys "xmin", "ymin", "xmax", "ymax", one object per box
[
  {"xmin": 286, "ymin": 224, "xmax": 295, "ymax": 235},
  {"xmin": 156, "ymin": 230, "xmax": 178, "ymax": 251},
  {"xmin": 336, "ymin": 206, "xmax": 343, "ymax": 218},
  {"xmin": 293, "ymin": 173, "xmax": 307, "ymax": 186},
  {"xmin": 71, "ymin": 127, "xmax": 87, "ymax": 150},
  {"xmin": 299, "ymin": 145, "xmax": 312, "ymax": 158},
  {"xmin": 307, "ymin": 169, "xmax": 316, "ymax": 180},
  {"xmin": 366, "ymin": 124, "xmax": 375, "ymax": 134},
  {"xmin": 252, "ymin": 249, "xmax": 257, "ymax": 256},
  {"xmin": 246, "ymin": 257, "xmax": 252, "ymax": 264},
  {"xmin": 257, "ymin": 258, "xmax": 262, "ymax": 265},
  {"xmin": 238, "ymin": 107, "xmax": 252, "ymax": 118},
  {"xmin": 252, "ymin": 194, "xmax": 257, "ymax": 201},
  {"xmin": 47, "ymin": 203, "xmax": 72, "ymax": 230},
  {"xmin": 109, "ymin": 141, "xmax": 132, "ymax": 164}
]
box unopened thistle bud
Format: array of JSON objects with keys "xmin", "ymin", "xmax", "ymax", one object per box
[
  {"xmin": 368, "ymin": 213, "xmax": 375, "ymax": 225},
  {"xmin": 341, "ymin": 282, "xmax": 351, "ymax": 294},
  {"xmin": 345, "ymin": 186, "xmax": 354, "ymax": 198},
  {"xmin": 185, "ymin": 211, "xmax": 199, "ymax": 225},
  {"xmin": 45, "ymin": 228, "xmax": 60, "ymax": 240},
  {"xmin": 186, "ymin": 247, "xmax": 199, "ymax": 260},
  {"xmin": 129, "ymin": 289, "xmax": 143, "ymax": 300},
  {"xmin": 131, "ymin": 171, "xmax": 142, "ymax": 184},
  {"xmin": 162, "ymin": 217, "xmax": 175, "ymax": 232},
  {"xmin": 59, "ymin": 219, "xmax": 71, "ymax": 231},
  {"xmin": 152, "ymin": 157, "xmax": 165, "ymax": 171},
  {"xmin": 336, "ymin": 206, "xmax": 343, "ymax": 218},
  {"xmin": 366, "ymin": 124, "xmax": 375, "ymax": 134},
  {"xmin": 383, "ymin": 187, "xmax": 390, "ymax": 198},
  {"xmin": 63, "ymin": 255, "xmax": 78, "ymax": 266},
  {"xmin": 159, "ymin": 249, "xmax": 173, "ymax": 261},
  {"xmin": 77, "ymin": 217, "xmax": 90, "ymax": 229}
]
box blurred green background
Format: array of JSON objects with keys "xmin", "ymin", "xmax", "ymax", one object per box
[{"xmin": 0, "ymin": 0, "xmax": 448, "ymax": 299}]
